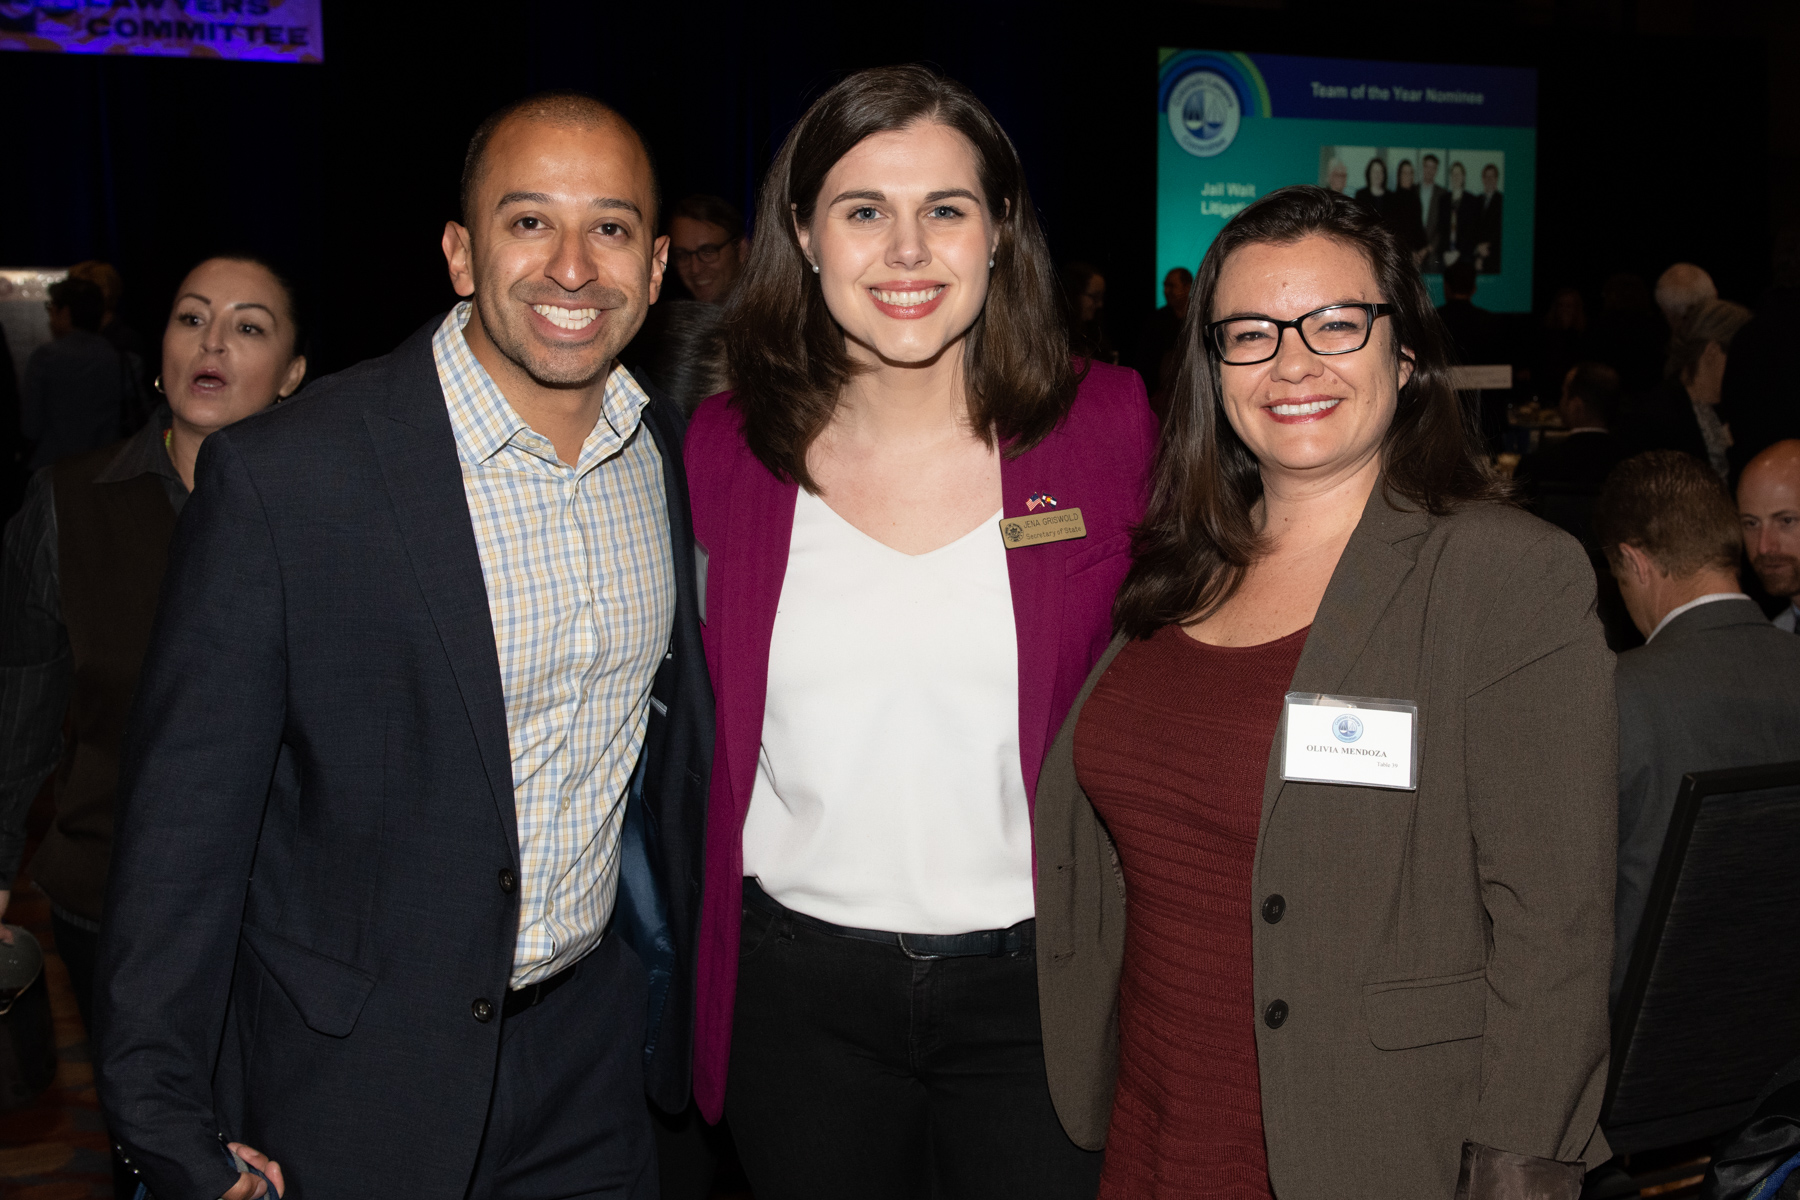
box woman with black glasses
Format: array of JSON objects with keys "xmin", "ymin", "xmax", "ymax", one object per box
[{"xmin": 1031, "ymin": 186, "xmax": 1615, "ymax": 1198}]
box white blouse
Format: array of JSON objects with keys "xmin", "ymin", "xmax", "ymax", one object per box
[{"xmin": 741, "ymin": 488, "xmax": 1036, "ymax": 934}]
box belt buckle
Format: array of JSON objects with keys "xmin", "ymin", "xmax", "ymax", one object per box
[{"xmin": 896, "ymin": 934, "xmax": 941, "ymax": 961}]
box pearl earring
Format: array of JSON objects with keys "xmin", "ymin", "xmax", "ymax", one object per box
[
  {"xmin": 811, "ymin": 263, "xmax": 820, "ymax": 274},
  {"xmin": 988, "ymin": 258, "xmax": 995, "ymax": 268}
]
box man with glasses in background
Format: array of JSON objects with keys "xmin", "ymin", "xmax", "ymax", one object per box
[{"xmin": 667, "ymin": 194, "xmax": 747, "ymax": 304}]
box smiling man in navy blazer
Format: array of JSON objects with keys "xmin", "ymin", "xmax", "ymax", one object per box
[{"xmin": 94, "ymin": 93, "xmax": 711, "ymax": 1200}]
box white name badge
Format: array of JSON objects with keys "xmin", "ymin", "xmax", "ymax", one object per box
[{"xmin": 1281, "ymin": 693, "xmax": 1419, "ymax": 791}]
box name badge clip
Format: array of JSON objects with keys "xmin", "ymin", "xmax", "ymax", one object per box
[{"xmin": 1280, "ymin": 692, "xmax": 1419, "ymax": 791}]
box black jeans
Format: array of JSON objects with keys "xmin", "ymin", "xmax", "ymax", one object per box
[{"xmin": 725, "ymin": 886, "xmax": 1104, "ymax": 1200}]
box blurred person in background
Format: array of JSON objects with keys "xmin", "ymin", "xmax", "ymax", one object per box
[
  {"xmin": 68, "ymin": 260, "xmax": 152, "ymax": 430},
  {"xmin": 1352, "ymin": 156, "xmax": 1390, "ymax": 221},
  {"xmin": 1596, "ymin": 451, "xmax": 1800, "ymax": 1005},
  {"xmin": 1515, "ymin": 362, "xmax": 1638, "ymax": 650},
  {"xmin": 1416, "ymin": 153, "xmax": 1446, "ymax": 271},
  {"xmin": 1438, "ymin": 161, "xmax": 1476, "ymax": 268},
  {"xmin": 1038, "ymin": 185, "xmax": 1613, "ymax": 1199},
  {"xmin": 1061, "ymin": 259, "xmax": 1116, "ymax": 365},
  {"xmin": 1723, "ymin": 229, "xmax": 1800, "ymax": 473},
  {"xmin": 1472, "ymin": 163, "xmax": 1503, "ymax": 273},
  {"xmin": 1516, "ymin": 363, "xmax": 1628, "ymax": 501},
  {"xmin": 1739, "ymin": 439, "xmax": 1800, "ymax": 631},
  {"xmin": 669, "ymin": 194, "xmax": 748, "ymax": 304},
  {"xmin": 1139, "ymin": 265, "xmax": 1192, "ymax": 404},
  {"xmin": 1622, "ymin": 297, "xmax": 1753, "ymax": 481},
  {"xmin": 21, "ymin": 276, "xmax": 131, "ymax": 470},
  {"xmin": 1436, "ymin": 260, "xmax": 1509, "ymax": 455},
  {"xmin": 1534, "ymin": 286, "xmax": 1589, "ymax": 407},
  {"xmin": 1386, "ymin": 158, "xmax": 1427, "ymax": 264},
  {"xmin": 1325, "ymin": 157, "xmax": 1348, "ymax": 195},
  {"xmin": 1653, "ymin": 262, "xmax": 1716, "ymax": 330},
  {"xmin": 642, "ymin": 300, "xmax": 730, "ymax": 417},
  {"xmin": 0, "ymin": 253, "xmax": 304, "ymax": 1198},
  {"xmin": 1590, "ymin": 273, "xmax": 1666, "ymax": 396}
]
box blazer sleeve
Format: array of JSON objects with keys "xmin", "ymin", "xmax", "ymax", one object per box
[
  {"xmin": 94, "ymin": 430, "xmax": 287, "ymax": 1200},
  {"xmin": 1460, "ymin": 527, "xmax": 1615, "ymax": 1167}
]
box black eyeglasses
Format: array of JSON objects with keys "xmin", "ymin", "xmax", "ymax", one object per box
[
  {"xmin": 1205, "ymin": 303, "xmax": 1397, "ymax": 365},
  {"xmin": 669, "ymin": 240, "xmax": 734, "ymax": 266}
]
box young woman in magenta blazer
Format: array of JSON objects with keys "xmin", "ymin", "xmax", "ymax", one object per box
[{"xmin": 683, "ymin": 65, "xmax": 1156, "ymax": 1200}]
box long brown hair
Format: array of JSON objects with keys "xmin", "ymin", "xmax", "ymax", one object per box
[
  {"xmin": 1112, "ymin": 185, "xmax": 1503, "ymax": 638},
  {"xmin": 723, "ymin": 64, "xmax": 1077, "ymax": 489}
]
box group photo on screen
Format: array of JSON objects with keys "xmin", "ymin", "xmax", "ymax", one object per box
[{"xmin": 1320, "ymin": 145, "xmax": 1505, "ymax": 275}]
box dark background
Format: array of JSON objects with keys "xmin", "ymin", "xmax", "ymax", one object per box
[{"xmin": 0, "ymin": 0, "xmax": 1790, "ymax": 378}]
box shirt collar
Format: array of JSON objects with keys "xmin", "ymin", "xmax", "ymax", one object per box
[
  {"xmin": 1647, "ymin": 592, "xmax": 1751, "ymax": 642},
  {"xmin": 432, "ymin": 301, "xmax": 651, "ymax": 470},
  {"xmin": 93, "ymin": 405, "xmax": 179, "ymax": 487}
]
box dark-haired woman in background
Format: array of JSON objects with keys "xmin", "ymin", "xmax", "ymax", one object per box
[
  {"xmin": 1061, "ymin": 260, "xmax": 1118, "ymax": 365},
  {"xmin": 0, "ymin": 253, "xmax": 303, "ymax": 1199},
  {"xmin": 1352, "ymin": 156, "xmax": 1392, "ymax": 223},
  {"xmin": 1033, "ymin": 187, "xmax": 1614, "ymax": 1199},
  {"xmin": 1387, "ymin": 158, "xmax": 1427, "ymax": 261},
  {"xmin": 685, "ymin": 65, "xmax": 1156, "ymax": 1199},
  {"xmin": 0, "ymin": 254, "xmax": 305, "ymax": 987}
]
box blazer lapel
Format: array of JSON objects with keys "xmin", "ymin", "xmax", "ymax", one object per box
[
  {"xmin": 721, "ymin": 455, "xmax": 797, "ymax": 820},
  {"xmin": 1001, "ymin": 445, "xmax": 1076, "ymax": 805},
  {"xmin": 363, "ymin": 342, "xmax": 519, "ymax": 862},
  {"xmin": 1260, "ymin": 490, "xmax": 1432, "ymax": 832}
]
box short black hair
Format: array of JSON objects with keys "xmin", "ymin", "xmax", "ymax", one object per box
[
  {"xmin": 1562, "ymin": 361, "xmax": 1621, "ymax": 425},
  {"xmin": 1443, "ymin": 260, "xmax": 1478, "ymax": 297},
  {"xmin": 460, "ymin": 91, "xmax": 659, "ymax": 229},
  {"xmin": 669, "ymin": 194, "xmax": 744, "ymax": 242},
  {"xmin": 1422, "ymin": 153, "xmax": 1440, "ymax": 165},
  {"xmin": 49, "ymin": 276, "xmax": 105, "ymax": 332},
  {"xmin": 1164, "ymin": 266, "xmax": 1194, "ymax": 284}
]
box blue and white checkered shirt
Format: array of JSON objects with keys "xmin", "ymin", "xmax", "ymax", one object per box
[{"xmin": 433, "ymin": 302, "xmax": 674, "ymax": 988}]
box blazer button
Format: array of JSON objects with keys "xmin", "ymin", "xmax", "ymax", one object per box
[
  {"xmin": 472, "ymin": 997, "xmax": 495, "ymax": 1023},
  {"xmin": 1261, "ymin": 894, "xmax": 1286, "ymax": 924},
  {"xmin": 499, "ymin": 869, "xmax": 517, "ymax": 894},
  {"xmin": 1264, "ymin": 999, "xmax": 1289, "ymax": 1029}
]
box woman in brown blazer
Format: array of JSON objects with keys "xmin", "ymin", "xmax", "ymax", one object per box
[{"xmin": 1032, "ymin": 186, "xmax": 1615, "ymax": 1200}]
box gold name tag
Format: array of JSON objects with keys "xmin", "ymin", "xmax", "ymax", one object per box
[{"xmin": 999, "ymin": 507, "xmax": 1087, "ymax": 549}]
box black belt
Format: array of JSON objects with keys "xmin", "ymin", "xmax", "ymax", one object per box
[
  {"xmin": 743, "ymin": 878, "xmax": 1034, "ymax": 959},
  {"xmin": 504, "ymin": 960, "xmax": 577, "ymax": 1018}
]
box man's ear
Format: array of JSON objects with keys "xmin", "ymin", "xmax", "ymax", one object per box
[
  {"xmin": 1618, "ymin": 542, "xmax": 1658, "ymax": 586},
  {"xmin": 442, "ymin": 221, "xmax": 476, "ymax": 299}
]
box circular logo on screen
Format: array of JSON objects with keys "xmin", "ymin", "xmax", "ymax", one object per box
[
  {"xmin": 1332, "ymin": 713, "xmax": 1365, "ymax": 743},
  {"xmin": 1167, "ymin": 69, "xmax": 1241, "ymax": 158}
]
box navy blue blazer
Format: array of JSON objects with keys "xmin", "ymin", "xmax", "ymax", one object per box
[{"xmin": 94, "ymin": 319, "xmax": 712, "ymax": 1200}]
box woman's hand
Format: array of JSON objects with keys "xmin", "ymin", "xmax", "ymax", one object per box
[{"xmin": 221, "ymin": 1142, "xmax": 285, "ymax": 1199}]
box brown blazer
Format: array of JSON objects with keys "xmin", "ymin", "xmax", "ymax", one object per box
[{"xmin": 1033, "ymin": 492, "xmax": 1616, "ymax": 1200}]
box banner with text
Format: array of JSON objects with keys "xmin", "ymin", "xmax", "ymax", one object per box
[
  {"xmin": 0, "ymin": 0, "xmax": 322, "ymax": 63},
  {"xmin": 1158, "ymin": 50, "xmax": 1535, "ymax": 311}
]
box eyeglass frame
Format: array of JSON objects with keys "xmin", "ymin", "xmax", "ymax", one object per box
[
  {"xmin": 668, "ymin": 239, "xmax": 737, "ymax": 266},
  {"xmin": 1203, "ymin": 302, "xmax": 1398, "ymax": 365}
]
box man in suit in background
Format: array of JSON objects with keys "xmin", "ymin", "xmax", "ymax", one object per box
[
  {"xmin": 1415, "ymin": 153, "xmax": 1447, "ymax": 271},
  {"xmin": 1595, "ymin": 451, "xmax": 1800, "ymax": 1007},
  {"xmin": 1473, "ymin": 163, "xmax": 1504, "ymax": 273},
  {"xmin": 1740, "ymin": 439, "xmax": 1800, "ymax": 631},
  {"xmin": 95, "ymin": 92, "xmax": 711, "ymax": 1200},
  {"xmin": 1516, "ymin": 362, "xmax": 1629, "ymax": 505}
]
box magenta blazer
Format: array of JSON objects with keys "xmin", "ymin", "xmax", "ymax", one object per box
[{"xmin": 683, "ymin": 363, "xmax": 1158, "ymax": 1121}]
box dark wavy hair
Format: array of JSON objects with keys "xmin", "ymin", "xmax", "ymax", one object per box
[
  {"xmin": 723, "ymin": 64, "xmax": 1077, "ymax": 489},
  {"xmin": 1113, "ymin": 185, "xmax": 1503, "ymax": 638}
]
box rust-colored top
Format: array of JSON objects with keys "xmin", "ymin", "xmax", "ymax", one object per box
[{"xmin": 1076, "ymin": 622, "xmax": 1306, "ymax": 1199}]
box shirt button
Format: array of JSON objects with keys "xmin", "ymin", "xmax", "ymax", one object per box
[
  {"xmin": 561, "ymin": 796, "xmax": 571, "ymax": 811},
  {"xmin": 472, "ymin": 998, "xmax": 495, "ymax": 1023},
  {"xmin": 499, "ymin": 869, "xmax": 516, "ymax": 894},
  {"xmin": 1264, "ymin": 999, "xmax": 1289, "ymax": 1029},
  {"xmin": 1261, "ymin": 894, "xmax": 1286, "ymax": 924}
]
